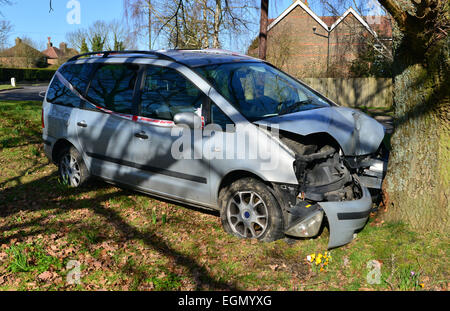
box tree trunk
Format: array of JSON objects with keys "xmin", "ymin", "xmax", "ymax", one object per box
[
  {"xmin": 381, "ymin": 1, "xmax": 449, "ymax": 232},
  {"xmin": 147, "ymin": 0, "xmax": 152, "ymax": 50},
  {"xmin": 259, "ymin": 0, "xmax": 268, "ymax": 60},
  {"xmin": 213, "ymin": 0, "xmax": 221, "ymax": 48},
  {"xmin": 202, "ymin": 0, "xmax": 209, "ymax": 49}
]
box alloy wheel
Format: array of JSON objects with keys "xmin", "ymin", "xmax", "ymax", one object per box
[{"xmin": 226, "ymin": 191, "xmax": 269, "ymax": 238}]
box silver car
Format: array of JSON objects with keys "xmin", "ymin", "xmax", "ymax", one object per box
[{"xmin": 42, "ymin": 49, "xmax": 388, "ymax": 248}]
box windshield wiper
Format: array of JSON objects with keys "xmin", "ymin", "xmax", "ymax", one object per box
[{"xmin": 279, "ymin": 99, "xmax": 315, "ymax": 115}]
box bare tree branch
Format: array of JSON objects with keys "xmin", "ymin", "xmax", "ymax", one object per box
[{"xmin": 377, "ymin": 0, "xmax": 407, "ymax": 29}]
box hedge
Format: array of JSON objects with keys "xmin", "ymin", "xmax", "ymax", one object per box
[{"xmin": 0, "ymin": 68, "xmax": 56, "ymax": 83}]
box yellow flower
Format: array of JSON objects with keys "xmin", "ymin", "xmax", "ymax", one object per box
[
  {"xmin": 419, "ymin": 283, "xmax": 425, "ymax": 288},
  {"xmin": 315, "ymin": 258, "xmax": 322, "ymax": 265},
  {"xmin": 307, "ymin": 254, "xmax": 315, "ymax": 262}
]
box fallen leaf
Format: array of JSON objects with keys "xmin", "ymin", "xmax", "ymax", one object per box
[
  {"xmin": 269, "ymin": 264, "xmax": 279, "ymax": 271},
  {"xmin": 38, "ymin": 271, "xmax": 53, "ymax": 282}
]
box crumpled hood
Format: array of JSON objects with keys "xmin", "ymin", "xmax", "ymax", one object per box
[{"xmin": 254, "ymin": 106, "xmax": 385, "ymax": 156}]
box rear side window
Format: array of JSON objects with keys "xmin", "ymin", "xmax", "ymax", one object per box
[
  {"xmin": 46, "ymin": 77, "xmax": 81, "ymax": 108},
  {"xmin": 140, "ymin": 66, "xmax": 204, "ymax": 120},
  {"xmin": 46, "ymin": 63, "xmax": 94, "ymax": 108},
  {"xmin": 86, "ymin": 63, "xmax": 139, "ymax": 114},
  {"xmin": 59, "ymin": 63, "xmax": 95, "ymax": 94}
]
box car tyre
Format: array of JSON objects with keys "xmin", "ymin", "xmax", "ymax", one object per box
[
  {"xmin": 219, "ymin": 178, "xmax": 284, "ymax": 242},
  {"xmin": 57, "ymin": 146, "xmax": 89, "ymax": 188}
]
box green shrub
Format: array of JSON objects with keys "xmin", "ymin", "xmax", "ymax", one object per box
[{"xmin": 0, "ymin": 67, "xmax": 56, "ymax": 82}]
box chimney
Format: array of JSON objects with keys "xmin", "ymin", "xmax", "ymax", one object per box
[
  {"xmin": 59, "ymin": 42, "xmax": 67, "ymax": 54},
  {"xmin": 47, "ymin": 37, "xmax": 53, "ymax": 48},
  {"xmin": 15, "ymin": 37, "xmax": 22, "ymax": 45}
]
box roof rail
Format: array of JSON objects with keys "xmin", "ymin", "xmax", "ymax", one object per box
[
  {"xmin": 67, "ymin": 50, "xmax": 175, "ymax": 62},
  {"xmin": 167, "ymin": 48, "xmax": 251, "ymax": 58},
  {"xmin": 165, "ymin": 48, "xmax": 258, "ymax": 61}
]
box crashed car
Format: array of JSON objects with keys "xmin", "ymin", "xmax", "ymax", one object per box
[{"xmin": 42, "ymin": 49, "xmax": 389, "ymax": 249}]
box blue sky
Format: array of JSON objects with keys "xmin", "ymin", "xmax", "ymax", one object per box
[
  {"xmin": 0, "ymin": 0, "xmax": 382, "ymax": 52},
  {"xmin": 1, "ymin": 0, "xmax": 125, "ymax": 49}
]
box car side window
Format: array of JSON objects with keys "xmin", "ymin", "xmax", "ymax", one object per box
[
  {"xmin": 46, "ymin": 76, "xmax": 81, "ymax": 108},
  {"xmin": 86, "ymin": 63, "xmax": 139, "ymax": 114},
  {"xmin": 59, "ymin": 63, "xmax": 95, "ymax": 94},
  {"xmin": 140, "ymin": 66, "xmax": 203, "ymax": 120}
]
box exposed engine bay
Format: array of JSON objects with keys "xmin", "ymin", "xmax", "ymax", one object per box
[
  {"xmin": 255, "ymin": 107, "xmax": 389, "ymax": 247},
  {"xmin": 280, "ymin": 131, "xmax": 365, "ymax": 203},
  {"xmin": 273, "ymin": 131, "xmax": 388, "ymax": 244}
]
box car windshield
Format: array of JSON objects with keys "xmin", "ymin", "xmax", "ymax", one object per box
[{"xmin": 196, "ymin": 62, "xmax": 331, "ymax": 121}]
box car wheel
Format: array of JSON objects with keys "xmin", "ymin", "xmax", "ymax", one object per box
[
  {"xmin": 219, "ymin": 178, "xmax": 284, "ymax": 242},
  {"xmin": 57, "ymin": 146, "xmax": 89, "ymax": 187}
]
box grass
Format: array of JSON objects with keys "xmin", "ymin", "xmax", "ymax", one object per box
[
  {"xmin": 0, "ymin": 85, "xmax": 21, "ymax": 91},
  {"xmin": 0, "ymin": 100, "xmax": 448, "ymax": 291},
  {"xmin": 6, "ymin": 242, "xmax": 61, "ymax": 274}
]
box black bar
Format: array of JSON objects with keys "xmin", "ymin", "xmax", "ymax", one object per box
[{"xmin": 337, "ymin": 210, "xmax": 371, "ymax": 220}]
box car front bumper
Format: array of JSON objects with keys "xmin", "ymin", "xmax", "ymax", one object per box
[{"xmin": 319, "ymin": 185, "xmax": 372, "ymax": 249}]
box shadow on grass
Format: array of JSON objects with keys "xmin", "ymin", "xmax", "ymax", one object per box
[{"xmin": 0, "ymin": 171, "xmax": 236, "ymax": 291}]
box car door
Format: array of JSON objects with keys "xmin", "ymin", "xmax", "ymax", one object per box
[
  {"xmin": 45, "ymin": 63, "xmax": 96, "ymax": 151},
  {"xmin": 76, "ymin": 62, "xmax": 141, "ymax": 183},
  {"xmin": 131, "ymin": 65, "xmax": 211, "ymax": 204}
]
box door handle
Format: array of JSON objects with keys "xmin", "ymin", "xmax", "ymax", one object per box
[
  {"xmin": 134, "ymin": 131, "xmax": 149, "ymax": 140},
  {"xmin": 77, "ymin": 121, "xmax": 88, "ymax": 128}
]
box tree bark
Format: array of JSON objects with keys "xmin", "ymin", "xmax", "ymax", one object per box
[
  {"xmin": 201, "ymin": 0, "xmax": 209, "ymax": 49},
  {"xmin": 259, "ymin": 0, "xmax": 268, "ymax": 60},
  {"xmin": 380, "ymin": 0, "xmax": 449, "ymax": 232},
  {"xmin": 148, "ymin": 0, "xmax": 152, "ymax": 50},
  {"xmin": 213, "ymin": 0, "xmax": 221, "ymax": 48}
]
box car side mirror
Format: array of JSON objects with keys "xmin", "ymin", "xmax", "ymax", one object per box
[{"xmin": 173, "ymin": 112, "xmax": 203, "ymax": 129}]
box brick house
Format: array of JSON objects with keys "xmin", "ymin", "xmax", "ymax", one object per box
[
  {"xmin": 0, "ymin": 37, "xmax": 47, "ymax": 68},
  {"xmin": 41, "ymin": 37, "xmax": 78, "ymax": 66},
  {"xmin": 249, "ymin": 0, "xmax": 392, "ymax": 78},
  {"xmin": 0, "ymin": 37, "xmax": 79, "ymax": 68}
]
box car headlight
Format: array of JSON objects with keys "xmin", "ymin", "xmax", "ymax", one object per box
[{"xmin": 285, "ymin": 210, "xmax": 324, "ymax": 238}]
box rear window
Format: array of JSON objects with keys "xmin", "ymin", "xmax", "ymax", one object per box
[
  {"xmin": 59, "ymin": 63, "xmax": 95, "ymax": 94},
  {"xmin": 86, "ymin": 63, "xmax": 139, "ymax": 114},
  {"xmin": 46, "ymin": 63, "xmax": 95, "ymax": 108}
]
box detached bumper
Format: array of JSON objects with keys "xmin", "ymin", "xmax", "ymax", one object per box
[{"xmin": 319, "ymin": 186, "xmax": 372, "ymax": 249}]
